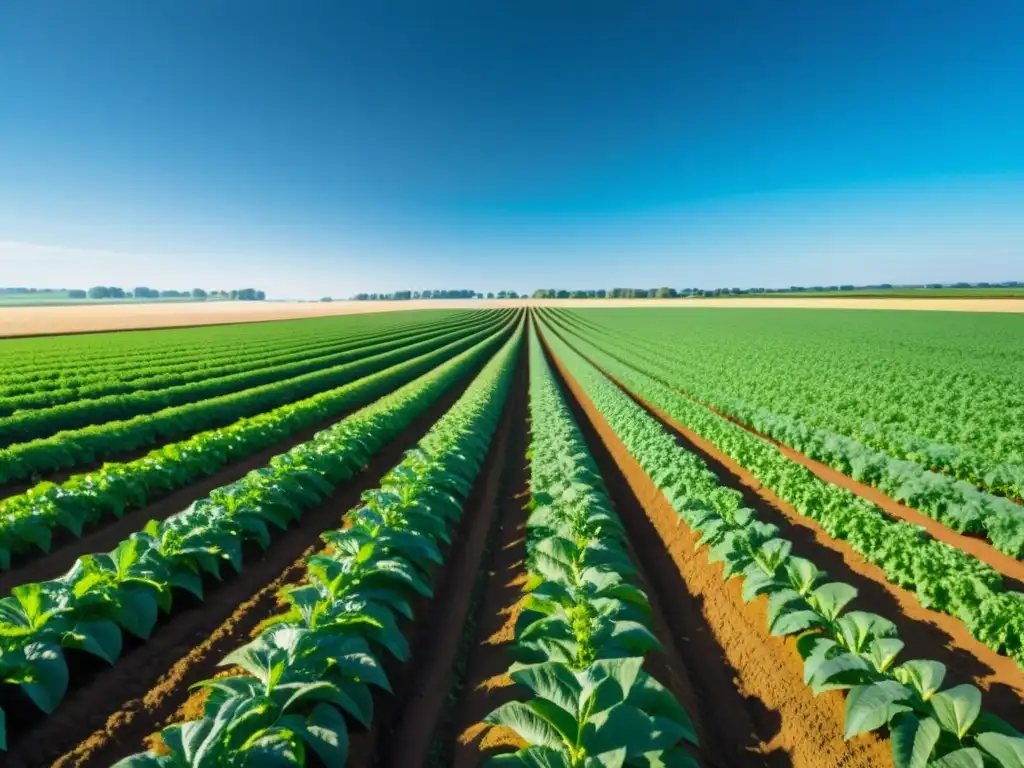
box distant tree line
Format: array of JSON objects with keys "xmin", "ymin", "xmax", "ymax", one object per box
[
  {"xmin": 86, "ymin": 287, "xmax": 266, "ymax": 300},
  {"xmin": 530, "ymin": 281, "xmax": 1023, "ymax": 299},
  {"xmin": 351, "ymin": 289, "xmax": 522, "ymax": 300}
]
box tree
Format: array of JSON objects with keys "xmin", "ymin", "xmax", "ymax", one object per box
[
  {"xmin": 88, "ymin": 286, "xmax": 111, "ymax": 299},
  {"xmin": 320, "ymin": 296, "xmax": 333, "ymax": 302},
  {"xmin": 487, "ymin": 292, "xmax": 495, "ymax": 299},
  {"xmin": 192, "ymin": 288, "xmax": 207, "ymax": 299},
  {"xmin": 509, "ymin": 291, "xmax": 519, "ymax": 299},
  {"xmin": 68, "ymin": 289, "xmax": 87, "ymax": 299}
]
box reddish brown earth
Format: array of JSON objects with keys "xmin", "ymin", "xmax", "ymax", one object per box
[
  {"xmin": 539, "ymin": 329, "xmax": 893, "ymax": 768},
  {"xmin": 364, "ymin": 344, "xmax": 527, "ymax": 768},
  {"xmin": 7, "ymin": 366, "xmax": 483, "ymax": 768}
]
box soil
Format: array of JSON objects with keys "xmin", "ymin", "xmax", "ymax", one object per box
[
  {"xmin": 5, "ymin": 363, "xmax": 485, "ymax": 768},
  {"xmin": 357, "ymin": 341, "xmax": 528, "ymax": 768},
  {"xmin": 2, "ymin": 298, "xmax": 1021, "ymax": 339},
  {"xmin": 537, "ymin": 327, "xmax": 893, "ymax": 768}
]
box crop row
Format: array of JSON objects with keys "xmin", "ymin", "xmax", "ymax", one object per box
[
  {"xmin": 541, "ymin": 317, "xmax": 1024, "ymax": 670},
  {"xmin": 479, "ymin": 328, "xmax": 700, "ymax": 767},
  {"xmin": 0, "ymin": 319, "xmax": 516, "ymax": 569},
  {"xmin": 0, "ymin": 311, "xmax": 503, "ymax": 444},
  {"xmin": 545, "ymin": 310, "xmax": 1024, "ymax": 555},
  {"xmin": 538, "ymin": 322, "xmax": 1024, "ymax": 768},
  {"xmin": 0, "ymin": 311, "xmax": 490, "ymax": 413},
  {"xmin": 0, "ymin": 305, "xmax": 477, "ymax": 380},
  {"xmin": 0, "ymin": 321, "xmax": 520, "ymax": 753},
  {"xmin": 551, "ymin": 308, "xmax": 1024, "ymax": 500},
  {"xmin": 0, "ymin": 314, "xmax": 512, "ymax": 485},
  {"xmin": 110, "ymin": 322, "xmax": 522, "ymax": 767}
]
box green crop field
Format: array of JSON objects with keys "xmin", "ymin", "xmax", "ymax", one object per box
[{"xmin": 2, "ymin": 306, "xmax": 1023, "ymax": 768}]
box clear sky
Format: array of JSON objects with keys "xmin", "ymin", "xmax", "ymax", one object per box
[{"xmin": 2, "ymin": 1, "xmax": 1022, "ymax": 298}]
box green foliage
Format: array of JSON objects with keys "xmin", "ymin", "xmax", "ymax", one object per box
[
  {"xmin": 536, "ymin": 318, "xmax": 1022, "ymax": 768},
  {"xmin": 482, "ymin": 329, "xmax": 698, "ymax": 768},
  {"xmin": 0, "ymin": 323, "xmax": 523, "ymax": 751},
  {"xmin": 541, "ymin": 311, "xmax": 1024, "ymax": 669},
  {"xmin": 110, "ymin": 323, "xmax": 522, "ymax": 767},
  {"xmin": 0, "ymin": 317, "xmax": 517, "ymax": 567}
]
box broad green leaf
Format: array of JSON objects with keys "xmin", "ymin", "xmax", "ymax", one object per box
[
  {"xmin": 894, "ymin": 659, "xmax": 946, "ymax": 701},
  {"xmin": 486, "ymin": 701, "xmax": 565, "ymax": 749},
  {"xmin": 890, "ymin": 713, "xmax": 941, "ymax": 768},
  {"xmin": 976, "ymin": 732, "xmax": 1024, "ymax": 768},
  {"xmin": 20, "ymin": 641, "xmax": 69, "ymax": 713},
  {"xmin": 511, "ymin": 663, "xmax": 582, "ymax": 718},
  {"xmin": 843, "ymin": 681, "xmax": 913, "ymax": 739},
  {"xmin": 63, "ymin": 619, "xmax": 123, "ymax": 664},
  {"xmin": 811, "ymin": 582, "xmax": 858, "ymax": 622},
  {"xmin": 929, "ymin": 685, "xmax": 982, "ymax": 740},
  {"xmin": 928, "ymin": 747, "xmax": 984, "ymax": 768},
  {"xmin": 300, "ymin": 703, "xmax": 349, "ymax": 767}
]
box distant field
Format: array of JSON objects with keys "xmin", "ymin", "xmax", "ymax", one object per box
[{"xmin": 2, "ymin": 294, "xmax": 1024, "ymax": 337}]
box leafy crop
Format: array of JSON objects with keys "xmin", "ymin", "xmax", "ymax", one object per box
[
  {"xmin": 547, "ymin": 309, "xmax": 1024, "ymax": 558},
  {"xmin": 0, "ymin": 319, "xmax": 517, "ymax": 568},
  {"xmin": 549, "ymin": 308, "xmax": 1024, "ymax": 502},
  {"xmin": 0, "ymin": 323, "xmax": 519, "ymax": 753},
  {"xmin": 0, "ymin": 314, "xmax": 511, "ymax": 486},
  {"xmin": 538, "ymin": 321, "xmax": 1024, "ymax": 768},
  {"xmin": 542, "ymin": 314, "xmax": 1024, "ymax": 668},
  {"xmin": 110, "ymin": 323, "xmax": 522, "ymax": 767},
  {"xmin": 0, "ymin": 311, "xmax": 499, "ymax": 438},
  {"xmin": 479, "ymin": 328, "xmax": 698, "ymax": 768}
]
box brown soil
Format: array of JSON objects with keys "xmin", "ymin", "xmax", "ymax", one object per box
[
  {"xmin": 446, "ymin": 428, "xmax": 531, "ymax": 768},
  {"xmin": 2, "ymin": 408, "xmax": 364, "ymax": 588},
  {"xmin": 538, "ymin": 328, "xmax": 893, "ymax": 768},
  {"xmin": 6, "ymin": 365, "xmax": 483, "ymax": 768},
  {"xmin": 359, "ymin": 342, "xmax": 527, "ymax": 768}
]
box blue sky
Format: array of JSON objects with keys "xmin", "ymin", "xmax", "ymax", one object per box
[{"xmin": 1, "ymin": 1, "xmax": 1022, "ymax": 298}]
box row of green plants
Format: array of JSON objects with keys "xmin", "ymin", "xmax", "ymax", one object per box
[
  {"xmin": 545, "ymin": 310, "xmax": 1024, "ymax": 549},
  {"xmin": 0, "ymin": 316, "xmax": 512, "ymax": 485},
  {"xmin": 0, "ymin": 311, "xmax": 489, "ymax": 414},
  {"xmin": 0, "ymin": 312, "xmax": 503, "ymax": 443},
  {"xmin": 0, "ymin": 309, "xmax": 482, "ymax": 394},
  {"xmin": 0, "ymin": 321, "xmax": 516, "ymax": 569},
  {"xmin": 538, "ymin": 323, "xmax": 1024, "ymax": 768},
  {"xmin": 541, "ymin": 318, "xmax": 1024, "ymax": 670},
  {"xmin": 0, "ymin": 323, "xmax": 521, "ymax": 753},
  {"xmin": 549, "ymin": 308, "xmax": 1024, "ymax": 501},
  {"xmin": 479, "ymin": 329, "xmax": 700, "ymax": 768},
  {"xmin": 109, "ymin": 324, "xmax": 522, "ymax": 767}
]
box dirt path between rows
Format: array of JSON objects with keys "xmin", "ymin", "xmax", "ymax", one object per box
[
  {"xmin": 6, "ymin": 365, "xmax": 485, "ymax": 768},
  {"xmin": 538, "ymin": 329, "xmax": 892, "ymax": 768},
  {"xmin": 445, "ymin": 391, "xmax": 531, "ymax": 768},
  {"xmin": 363, "ymin": 344, "xmax": 528, "ymax": 768}
]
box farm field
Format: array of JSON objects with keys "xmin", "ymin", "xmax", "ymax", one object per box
[
  {"xmin": 3, "ymin": 296, "xmax": 1024, "ymax": 338},
  {"xmin": 1, "ymin": 307, "xmax": 1023, "ymax": 768}
]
